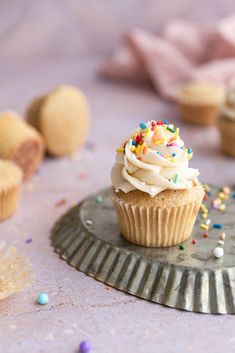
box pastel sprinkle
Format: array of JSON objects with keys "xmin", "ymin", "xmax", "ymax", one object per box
[
  {"xmin": 200, "ymin": 224, "xmax": 209, "ymax": 231},
  {"xmin": 163, "ymin": 119, "xmax": 168, "ymax": 125},
  {"xmin": 204, "ymin": 184, "xmax": 211, "ymax": 192},
  {"xmin": 206, "ymin": 219, "xmax": 211, "ymax": 226},
  {"xmin": 172, "ymin": 152, "xmax": 177, "ymax": 157},
  {"xmin": 187, "ymin": 148, "xmax": 193, "ymax": 154},
  {"xmin": 86, "ymin": 219, "xmax": 93, "ymax": 226},
  {"xmin": 220, "ymin": 232, "xmax": 226, "ymax": 241},
  {"xmin": 173, "ymin": 174, "xmax": 179, "ymax": 183},
  {"xmin": 37, "ymin": 293, "xmax": 49, "ymax": 305},
  {"xmin": 217, "ymin": 240, "xmax": 224, "ymax": 246},
  {"xmin": 179, "ymin": 244, "xmax": 184, "ymax": 250},
  {"xmin": 139, "ymin": 122, "xmax": 147, "ymax": 129},
  {"xmin": 213, "ymin": 247, "xmax": 224, "ymax": 258},
  {"xmin": 167, "ymin": 126, "xmax": 175, "ymax": 133},
  {"xmin": 55, "ymin": 198, "xmax": 67, "ymax": 207},
  {"xmin": 79, "ymin": 340, "xmax": 91, "ymax": 353},
  {"xmin": 143, "ymin": 146, "xmax": 148, "ymax": 154},
  {"xmin": 116, "ymin": 147, "xmax": 124, "ymax": 153},
  {"xmin": 95, "ymin": 195, "xmax": 103, "ymax": 204},
  {"xmin": 213, "ymin": 223, "xmax": 223, "ymax": 229},
  {"xmin": 192, "ymin": 239, "xmax": 197, "ymax": 244},
  {"xmin": 219, "ymin": 204, "xmax": 226, "ymax": 211},
  {"xmin": 175, "ymin": 127, "xmax": 179, "ymax": 139},
  {"xmin": 222, "ymin": 186, "xmax": 230, "ymax": 194},
  {"xmin": 26, "ymin": 238, "xmax": 32, "ymax": 244}
]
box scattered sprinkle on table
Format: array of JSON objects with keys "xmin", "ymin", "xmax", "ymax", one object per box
[
  {"xmin": 192, "ymin": 239, "xmax": 197, "ymax": 244},
  {"xmin": 200, "ymin": 224, "xmax": 209, "ymax": 231},
  {"xmin": 79, "ymin": 171, "xmax": 88, "ymax": 180},
  {"xmin": 217, "ymin": 240, "xmax": 224, "ymax": 246},
  {"xmin": 26, "ymin": 238, "xmax": 32, "ymax": 244},
  {"xmin": 213, "ymin": 247, "xmax": 224, "ymax": 258},
  {"xmin": 203, "ymin": 233, "xmax": 208, "ymax": 238},
  {"xmin": 86, "ymin": 219, "xmax": 93, "ymax": 226},
  {"xmin": 179, "ymin": 244, "xmax": 184, "ymax": 250},
  {"xmin": 95, "ymin": 195, "xmax": 103, "ymax": 204},
  {"xmin": 213, "ymin": 223, "xmax": 223, "ymax": 229},
  {"xmin": 55, "ymin": 198, "xmax": 67, "ymax": 207},
  {"xmin": 220, "ymin": 232, "xmax": 226, "ymax": 241},
  {"xmin": 37, "ymin": 293, "xmax": 49, "ymax": 305},
  {"xmin": 79, "ymin": 340, "xmax": 91, "ymax": 353}
]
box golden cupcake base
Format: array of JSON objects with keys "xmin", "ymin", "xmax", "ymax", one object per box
[
  {"xmin": 0, "ymin": 160, "xmax": 23, "ymax": 221},
  {"xmin": 218, "ymin": 118, "xmax": 235, "ymax": 157},
  {"xmin": 0, "ymin": 113, "xmax": 45, "ymax": 180}
]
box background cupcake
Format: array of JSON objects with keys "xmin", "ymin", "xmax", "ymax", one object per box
[
  {"xmin": 218, "ymin": 81, "xmax": 235, "ymax": 157},
  {"xmin": 111, "ymin": 120, "xmax": 204, "ymax": 247},
  {"xmin": 176, "ymin": 83, "xmax": 225, "ymax": 125}
]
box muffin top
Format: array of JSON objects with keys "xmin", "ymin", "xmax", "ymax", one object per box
[
  {"xmin": 111, "ymin": 120, "xmax": 199, "ymax": 197},
  {"xmin": 221, "ymin": 80, "xmax": 235, "ymax": 121},
  {"xmin": 178, "ymin": 83, "xmax": 225, "ymax": 104},
  {"xmin": 0, "ymin": 160, "xmax": 22, "ymax": 192}
]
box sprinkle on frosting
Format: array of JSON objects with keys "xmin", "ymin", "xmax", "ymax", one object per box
[{"xmin": 111, "ymin": 120, "xmax": 199, "ymax": 197}]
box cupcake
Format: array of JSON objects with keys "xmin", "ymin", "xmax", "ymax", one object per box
[
  {"xmin": 0, "ymin": 112, "xmax": 45, "ymax": 180},
  {"xmin": 0, "ymin": 160, "xmax": 23, "ymax": 221},
  {"xmin": 26, "ymin": 85, "xmax": 90, "ymax": 157},
  {"xmin": 111, "ymin": 120, "xmax": 204, "ymax": 247},
  {"xmin": 176, "ymin": 83, "xmax": 225, "ymax": 125},
  {"xmin": 218, "ymin": 82, "xmax": 235, "ymax": 157}
]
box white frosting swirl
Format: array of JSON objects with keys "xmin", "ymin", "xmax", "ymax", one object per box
[{"xmin": 111, "ymin": 121, "xmax": 199, "ymax": 197}]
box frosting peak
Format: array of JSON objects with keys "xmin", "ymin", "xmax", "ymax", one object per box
[{"xmin": 111, "ymin": 120, "xmax": 199, "ymax": 197}]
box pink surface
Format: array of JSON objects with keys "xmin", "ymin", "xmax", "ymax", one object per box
[{"xmin": 0, "ymin": 2, "xmax": 235, "ymax": 353}]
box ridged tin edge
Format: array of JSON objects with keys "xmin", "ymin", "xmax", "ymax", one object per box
[{"xmin": 51, "ymin": 189, "xmax": 235, "ymax": 315}]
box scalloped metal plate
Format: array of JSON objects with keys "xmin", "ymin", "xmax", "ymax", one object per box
[{"xmin": 51, "ymin": 186, "xmax": 235, "ymax": 314}]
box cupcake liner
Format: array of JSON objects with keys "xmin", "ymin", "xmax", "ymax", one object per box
[
  {"xmin": 177, "ymin": 100, "xmax": 221, "ymax": 125},
  {"xmin": 0, "ymin": 186, "xmax": 21, "ymax": 221},
  {"xmin": 0, "ymin": 241, "xmax": 34, "ymax": 300},
  {"xmin": 0, "ymin": 113, "xmax": 45, "ymax": 180},
  {"xmin": 112, "ymin": 194, "xmax": 202, "ymax": 247},
  {"xmin": 0, "ymin": 160, "xmax": 22, "ymax": 221},
  {"xmin": 218, "ymin": 118, "xmax": 235, "ymax": 157}
]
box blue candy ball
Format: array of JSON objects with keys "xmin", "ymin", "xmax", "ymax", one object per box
[
  {"xmin": 79, "ymin": 340, "xmax": 91, "ymax": 353},
  {"xmin": 37, "ymin": 293, "xmax": 49, "ymax": 305}
]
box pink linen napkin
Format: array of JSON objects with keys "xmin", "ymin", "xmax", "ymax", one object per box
[{"xmin": 100, "ymin": 15, "xmax": 235, "ymax": 99}]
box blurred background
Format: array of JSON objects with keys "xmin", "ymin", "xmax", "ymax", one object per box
[{"xmin": 1, "ymin": 0, "xmax": 235, "ymax": 186}]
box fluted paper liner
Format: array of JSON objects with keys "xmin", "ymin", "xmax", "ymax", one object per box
[
  {"xmin": 175, "ymin": 86, "xmax": 224, "ymax": 125},
  {"xmin": 179, "ymin": 103, "xmax": 220, "ymax": 125},
  {"xmin": 218, "ymin": 118, "xmax": 235, "ymax": 157},
  {"xmin": 112, "ymin": 194, "xmax": 201, "ymax": 247},
  {"xmin": 0, "ymin": 241, "xmax": 34, "ymax": 300},
  {"xmin": 0, "ymin": 112, "xmax": 45, "ymax": 180},
  {"xmin": 0, "ymin": 160, "xmax": 22, "ymax": 221}
]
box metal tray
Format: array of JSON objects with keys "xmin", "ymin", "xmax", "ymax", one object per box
[{"xmin": 51, "ymin": 186, "xmax": 235, "ymax": 314}]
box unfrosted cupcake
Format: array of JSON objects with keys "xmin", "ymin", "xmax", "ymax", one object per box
[
  {"xmin": 218, "ymin": 82, "xmax": 235, "ymax": 157},
  {"xmin": 0, "ymin": 160, "xmax": 23, "ymax": 221},
  {"xmin": 111, "ymin": 120, "xmax": 204, "ymax": 247},
  {"xmin": 176, "ymin": 83, "xmax": 225, "ymax": 125}
]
